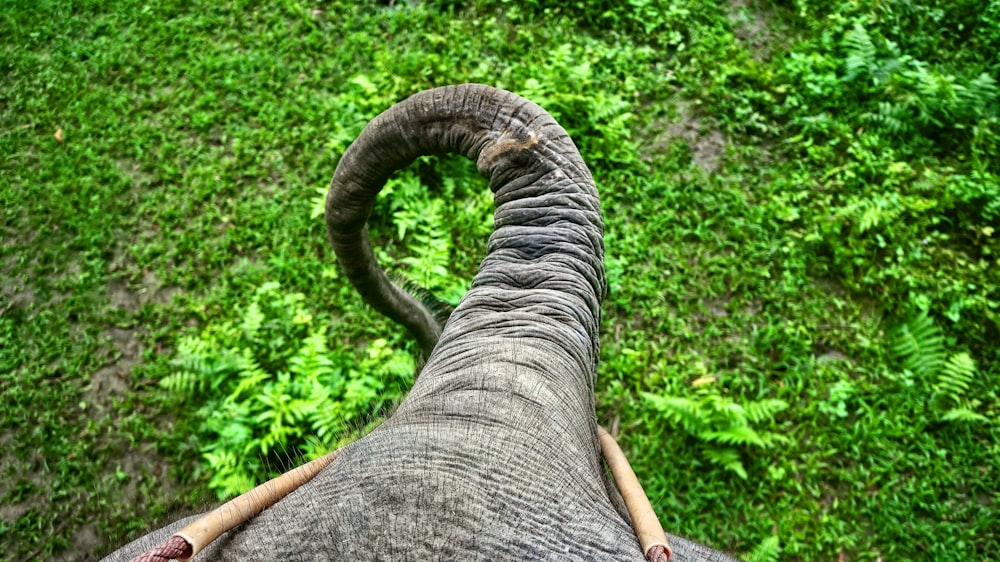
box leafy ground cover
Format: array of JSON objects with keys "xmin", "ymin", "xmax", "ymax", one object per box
[{"xmin": 1, "ymin": 0, "xmax": 997, "ymax": 560}]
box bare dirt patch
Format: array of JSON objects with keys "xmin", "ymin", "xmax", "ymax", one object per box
[
  {"xmin": 726, "ymin": 0, "xmax": 789, "ymax": 61},
  {"xmin": 817, "ymin": 349, "xmax": 852, "ymax": 363},
  {"xmin": 643, "ymin": 98, "xmax": 728, "ymax": 173},
  {"xmin": 71, "ymin": 441, "xmax": 183, "ymax": 562},
  {"xmin": 96, "ymin": 269, "xmax": 179, "ymax": 413},
  {"xmin": 108, "ymin": 269, "xmax": 179, "ymax": 310},
  {"xmin": 1, "ymin": 227, "xmax": 41, "ymax": 314},
  {"xmin": 73, "ymin": 323, "xmax": 187, "ymax": 560},
  {"xmin": 703, "ymin": 297, "xmax": 731, "ymax": 319},
  {"xmin": 86, "ymin": 327, "xmax": 142, "ymax": 414},
  {"xmin": 0, "ymin": 263, "xmax": 35, "ymax": 313}
]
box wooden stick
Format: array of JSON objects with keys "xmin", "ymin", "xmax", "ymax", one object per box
[
  {"xmin": 598, "ymin": 426, "xmax": 672, "ymax": 561},
  {"xmin": 172, "ymin": 448, "xmax": 342, "ymax": 560}
]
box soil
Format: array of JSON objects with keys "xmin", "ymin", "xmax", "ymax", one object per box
[
  {"xmin": 726, "ymin": 0, "xmax": 789, "ymax": 61},
  {"xmin": 643, "ymin": 97, "xmax": 729, "ymax": 174}
]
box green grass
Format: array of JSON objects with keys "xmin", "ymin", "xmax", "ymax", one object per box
[{"xmin": 1, "ymin": 0, "xmax": 997, "ymax": 560}]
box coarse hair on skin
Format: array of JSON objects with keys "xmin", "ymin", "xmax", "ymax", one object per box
[{"xmin": 392, "ymin": 274, "xmax": 455, "ymax": 330}]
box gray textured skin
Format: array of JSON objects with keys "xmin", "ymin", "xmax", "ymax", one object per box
[{"xmin": 103, "ymin": 85, "xmax": 739, "ymax": 561}]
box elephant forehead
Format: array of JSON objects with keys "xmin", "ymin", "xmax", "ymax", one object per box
[{"xmin": 246, "ymin": 423, "xmax": 646, "ymax": 560}]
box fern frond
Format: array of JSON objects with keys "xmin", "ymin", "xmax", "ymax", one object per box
[
  {"xmin": 872, "ymin": 53, "xmax": 906, "ymax": 85},
  {"xmin": 159, "ymin": 370, "xmax": 202, "ymax": 396},
  {"xmin": 209, "ymin": 349, "xmax": 244, "ymax": 390},
  {"xmin": 283, "ymin": 396, "xmax": 317, "ymax": 423},
  {"xmin": 844, "ymin": 23, "xmax": 877, "ymax": 82},
  {"xmin": 712, "ymin": 397, "xmax": 749, "ymax": 424},
  {"xmin": 289, "ymin": 331, "xmax": 335, "ymax": 381},
  {"xmin": 890, "ymin": 311, "xmax": 946, "ymax": 379},
  {"xmin": 936, "ymin": 352, "xmax": 977, "ymax": 398},
  {"xmin": 259, "ymin": 424, "xmax": 299, "ymax": 457},
  {"xmin": 590, "ymin": 92, "xmax": 632, "ymax": 123},
  {"xmin": 959, "ymin": 73, "xmax": 999, "ymax": 120},
  {"xmin": 225, "ymin": 371, "xmax": 270, "ymax": 404},
  {"xmin": 744, "ymin": 536, "xmax": 781, "ymax": 562},
  {"xmin": 310, "ymin": 186, "xmax": 328, "ymax": 220},
  {"xmin": 204, "ymin": 449, "xmax": 256, "ymax": 499},
  {"xmin": 703, "ymin": 447, "xmax": 748, "ymax": 479},
  {"xmin": 703, "ymin": 426, "xmax": 767, "ymax": 448},
  {"xmin": 642, "ymin": 393, "xmax": 704, "ymax": 433},
  {"xmin": 940, "ymin": 407, "xmax": 989, "ymax": 423},
  {"xmin": 867, "ymin": 102, "xmax": 913, "ymax": 135},
  {"xmin": 310, "ymin": 403, "xmax": 344, "ymax": 439},
  {"xmin": 171, "ymin": 335, "xmax": 214, "ymax": 374},
  {"xmin": 240, "ymin": 301, "xmax": 265, "ymax": 340},
  {"xmin": 932, "ymin": 353, "xmax": 989, "ymax": 423},
  {"xmin": 744, "ymin": 399, "xmax": 789, "ymax": 424}
]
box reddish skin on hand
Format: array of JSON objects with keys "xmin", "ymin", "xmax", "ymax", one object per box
[
  {"xmin": 127, "ymin": 534, "xmax": 190, "ymax": 562},
  {"xmin": 648, "ymin": 543, "xmax": 671, "ymax": 562}
]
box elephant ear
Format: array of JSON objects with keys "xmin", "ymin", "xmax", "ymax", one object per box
[{"xmin": 325, "ymin": 83, "xmax": 605, "ymax": 358}]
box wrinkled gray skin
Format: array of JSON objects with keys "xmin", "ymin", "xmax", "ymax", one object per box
[{"xmin": 104, "ymin": 84, "xmax": 738, "ymax": 561}]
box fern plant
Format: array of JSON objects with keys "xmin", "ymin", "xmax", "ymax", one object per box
[
  {"xmin": 890, "ymin": 312, "xmax": 991, "ymax": 424},
  {"xmin": 890, "ymin": 310, "xmax": 946, "ymax": 379},
  {"xmin": 743, "ymin": 536, "xmax": 781, "ymax": 562},
  {"xmin": 933, "ymin": 352, "xmax": 988, "ymax": 424},
  {"xmin": 642, "ymin": 388, "xmax": 789, "ymax": 479},
  {"xmin": 313, "ymin": 162, "xmax": 480, "ymax": 306},
  {"xmin": 844, "ymin": 22, "xmax": 999, "ymax": 142},
  {"xmin": 162, "ymin": 282, "xmax": 416, "ymax": 498},
  {"xmin": 843, "ymin": 23, "xmax": 880, "ymax": 84},
  {"xmin": 370, "ymin": 164, "xmax": 483, "ymax": 303}
]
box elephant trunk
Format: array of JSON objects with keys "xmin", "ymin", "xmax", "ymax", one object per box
[
  {"xmin": 326, "ymin": 83, "xmax": 606, "ymax": 373},
  {"xmin": 326, "ymin": 85, "xmax": 610, "ymax": 521}
]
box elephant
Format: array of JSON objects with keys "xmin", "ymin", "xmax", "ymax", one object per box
[{"xmin": 102, "ymin": 84, "xmax": 739, "ymax": 561}]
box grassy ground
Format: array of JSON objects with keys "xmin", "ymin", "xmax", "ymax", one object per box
[{"xmin": 2, "ymin": 0, "xmax": 997, "ymax": 560}]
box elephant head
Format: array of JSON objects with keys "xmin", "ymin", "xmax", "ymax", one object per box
[{"xmin": 103, "ymin": 84, "xmax": 738, "ymax": 561}]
